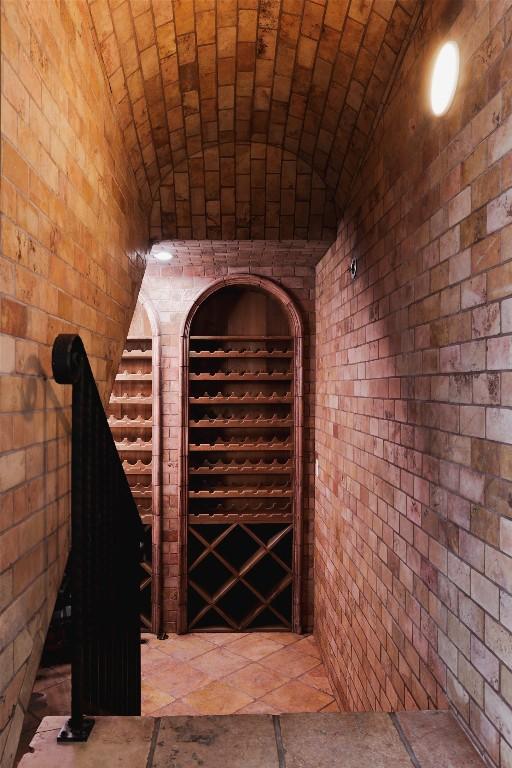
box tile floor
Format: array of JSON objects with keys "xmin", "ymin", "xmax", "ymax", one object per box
[
  {"xmin": 140, "ymin": 631, "xmax": 338, "ymax": 716},
  {"xmin": 15, "ymin": 631, "xmax": 336, "ymax": 765}
]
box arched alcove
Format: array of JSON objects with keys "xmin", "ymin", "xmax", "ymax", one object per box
[{"xmin": 178, "ymin": 275, "xmax": 303, "ymax": 634}]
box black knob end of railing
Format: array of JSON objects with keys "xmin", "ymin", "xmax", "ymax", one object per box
[{"xmin": 52, "ymin": 334, "xmax": 85, "ymax": 384}]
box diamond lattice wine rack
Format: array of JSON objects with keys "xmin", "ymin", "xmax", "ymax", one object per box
[{"xmin": 181, "ymin": 282, "xmax": 303, "ymax": 633}]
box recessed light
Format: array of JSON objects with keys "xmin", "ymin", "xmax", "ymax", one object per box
[
  {"xmin": 430, "ymin": 41, "xmax": 459, "ymax": 116},
  {"xmin": 151, "ymin": 243, "xmax": 174, "ymax": 262}
]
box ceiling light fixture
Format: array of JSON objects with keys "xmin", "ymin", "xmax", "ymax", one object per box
[
  {"xmin": 151, "ymin": 243, "xmax": 174, "ymax": 262},
  {"xmin": 430, "ymin": 41, "xmax": 460, "ymax": 116}
]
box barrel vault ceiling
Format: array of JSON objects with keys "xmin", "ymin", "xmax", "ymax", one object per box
[{"xmin": 88, "ymin": 0, "xmax": 419, "ymax": 240}]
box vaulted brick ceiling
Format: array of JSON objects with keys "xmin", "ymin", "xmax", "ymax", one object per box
[{"xmin": 88, "ymin": 0, "xmax": 418, "ymax": 240}]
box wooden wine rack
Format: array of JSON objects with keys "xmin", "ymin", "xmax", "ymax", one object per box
[
  {"xmin": 107, "ymin": 335, "xmax": 154, "ymax": 630},
  {"xmin": 184, "ymin": 334, "xmax": 299, "ymax": 633}
]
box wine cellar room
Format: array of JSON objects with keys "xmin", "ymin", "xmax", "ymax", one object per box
[
  {"xmin": 4, "ymin": 1, "xmax": 512, "ymax": 765},
  {"xmin": 114, "ymin": 262, "xmax": 314, "ymax": 638}
]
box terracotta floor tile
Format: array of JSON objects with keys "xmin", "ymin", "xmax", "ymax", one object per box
[
  {"xmin": 151, "ymin": 634, "xmax": 215, "ymax": 661},
  {"xmin": 235, "ymin": 700, "xmax": 281, "ymax": 714},
  {"xmin": 140, "ymin": 645, "xmax": 174, "ymax": 673},
  {"xmin": 188, "ymin": 646, "xmax": 250, "ymax": 678},
  {"xmin": 228, "ymin": 634, "xmax": 285, "ymax": 661},
  {"xmin": 32, "ymin": 665, "xmax": 70, "ymax": 694},
  {"xmin": 151, "ymin": 699, "xmax": 201, "ymax": 716},
  {"xmin": 259, "ymin": 680, "xmax": 335, "ymax": 713},
  {"xmin": 224, "ymin": 662, "xmax": 289, "ymax": 698},
  {"xmin": 196, "ymin": 632, "xmax": 248, "ymax": 646},
  {"xmin": 298, "ymin": 663, "xmax": 333, "ymax": 694},
  {"xmin": 320, "ymin": 700, "xmax": 340, "ymax": 712},
  {"xmin": 293, "ymin": 635, "xmax": 322, "ymax": 659},
  {"xmin": 144, "ymin": 660, "xmax": 213, "ymax": 698},
  {"xmin": 141, "ymin": 683, "xmax": 174, "ymax": 715},
  {"xmin": 259, "ymin": 646, "xmax": 319, "ymax": 678},
  {"xmin": 182, "ymin": 680, "xmax": 253, "ymax": 715},
  {"xmin": 256, "ymin": 632, "xmax": 301, "ymax": 645}
]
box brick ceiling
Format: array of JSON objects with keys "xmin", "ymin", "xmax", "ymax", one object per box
[{"xmin": 88, "ymin": 0, "xmax": 418, "ymax": 240}]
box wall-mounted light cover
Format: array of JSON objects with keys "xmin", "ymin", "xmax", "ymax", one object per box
[
  {"xmin": 151, "ymin": 243, "xmax": 174, "ymax": 262},
  {"xmin": 430, "ymin": 41, "xmax": 459, "ymax": 116}
]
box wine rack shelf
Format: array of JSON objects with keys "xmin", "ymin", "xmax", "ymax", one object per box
[
  {"xmin": 190, "ymin": 335, "xmax": 292, "ymax": 341},
  {"xmin": 189, "ymin": 489, "xmax": 293, "ymax": 497},
  {"xmin": 109, "ymin": 416, "xmax": 153, "ymax": 429},
  {"xmin": 190, "ymin": 372, "xmax": 292, "ymax": 381},
  {"xmin": 189, "ymin": 440, "xmax": 292, "ymax": 452},
  {"xmin": 189, "ymin": 394, "xmax": 292, "ymax": 404},
  {"xmin": 184, "ymin": 306, "xmax": 300, "ymax": 634},
  {"xmin": 116, "ymin": 372, "xmax": 153, "ymax": 382},
  {"xmin": 190, "ymin": 351, "xmax": 293, "ymax": 358},
  {"xmin": 122, "ymin": 349, "xmax": 153, "ymax": 359},
  {"xmin": 190, "ymin": 417, "xmax": 293, "ymax": 427},
  {"xmin": 189, "ymin": 460, "xmax": 292, "ymax": 474},
  {"xmin": 108, "ymin": 331, "xmax": 155, "ymax": 631},
  {"xmin": 110, "ymin": 394, "xmax": 152, "ymax": 405}
]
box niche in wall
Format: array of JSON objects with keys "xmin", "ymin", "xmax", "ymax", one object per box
[
  {"xmin": 107, "ymin": 299, "xmax": 161, "ymax": 633},
  {"xmin": 179, "ymin": 277, "xmax": 303, "ymax": 633}
]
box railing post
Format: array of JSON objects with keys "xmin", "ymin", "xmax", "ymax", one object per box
[{"xmin": 52, "ymin": 334, "xmax": 142, "ymax": 743}]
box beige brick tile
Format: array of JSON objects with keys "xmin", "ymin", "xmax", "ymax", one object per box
[{"xmin": 471, "ymin": 570, "xmax": 500, "ymax": 617}]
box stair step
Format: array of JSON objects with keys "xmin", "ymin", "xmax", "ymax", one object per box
[{"xmin": 19, "ymin": 710, "xmax": 484, "ymax": 768}]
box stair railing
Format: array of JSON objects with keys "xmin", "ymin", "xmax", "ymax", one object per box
[{"xmin": 52, "ymin": 334, "xmax": 142, "ymax": 742}]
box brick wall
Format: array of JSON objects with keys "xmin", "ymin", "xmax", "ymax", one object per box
[
  {"xmin": 314, "ymin": 1, "xmax": 512, "ymax": 766},
  {"xmin": 141, "ymin": 240, "xmax": 328, "ymax": 633},
  {"xmin": 0, "ymin": 1, "xmax": 147, "ymax": 764}
]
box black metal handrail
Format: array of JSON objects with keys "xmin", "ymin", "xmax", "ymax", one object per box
[{"xmin": 52, "ymin": 334, "xmax": 142, "ymax": 742}]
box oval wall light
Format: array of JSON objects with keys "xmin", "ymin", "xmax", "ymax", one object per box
[{"xmin": 430, "ymin": 41, "xmax": 460, "ymax": 116}]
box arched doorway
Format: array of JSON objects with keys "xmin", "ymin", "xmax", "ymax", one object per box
[{"xmin": 178, "ymin": 275, "xmax": 304, "ymax": 634}]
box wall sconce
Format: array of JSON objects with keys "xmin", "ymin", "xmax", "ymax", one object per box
[{"xmin": 430, "ymin": 41, "xmax": 459, "ymax": 116}]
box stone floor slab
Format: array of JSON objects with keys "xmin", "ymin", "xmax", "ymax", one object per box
[
  {"xmin": 279, "ymin": 712, "xmax": 412, "ymax": 768},
  {"xmin": 17, "ymin": 709, "xmax": 488, "ymax": 768},
  {"xmin": 17, "ymin": 716, "xmax": 155, "ymax": 768},
  {"xmin": 396, "ymin": 710, "xmax": 485, "ymax": 767},
  {"xmin": 152, "ymin": 714, "xmax": 279, "ymax": 768}
]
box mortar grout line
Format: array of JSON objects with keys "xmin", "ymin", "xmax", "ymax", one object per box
[
  {"xmin": 389, "ymin": 713, "xmax": 422, "ymax": 768},
  {"xmin": 273, "ymin": 715, "xmax": 286, "ymax": 768},
  {"xmin": 146, "ymin": 717, "xmax": 161, "ymax": 768}
]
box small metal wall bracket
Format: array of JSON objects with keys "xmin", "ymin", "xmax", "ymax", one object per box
[{"xmin": 349, "ymin": 257, "xmax": 357, "ymax": 280}]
